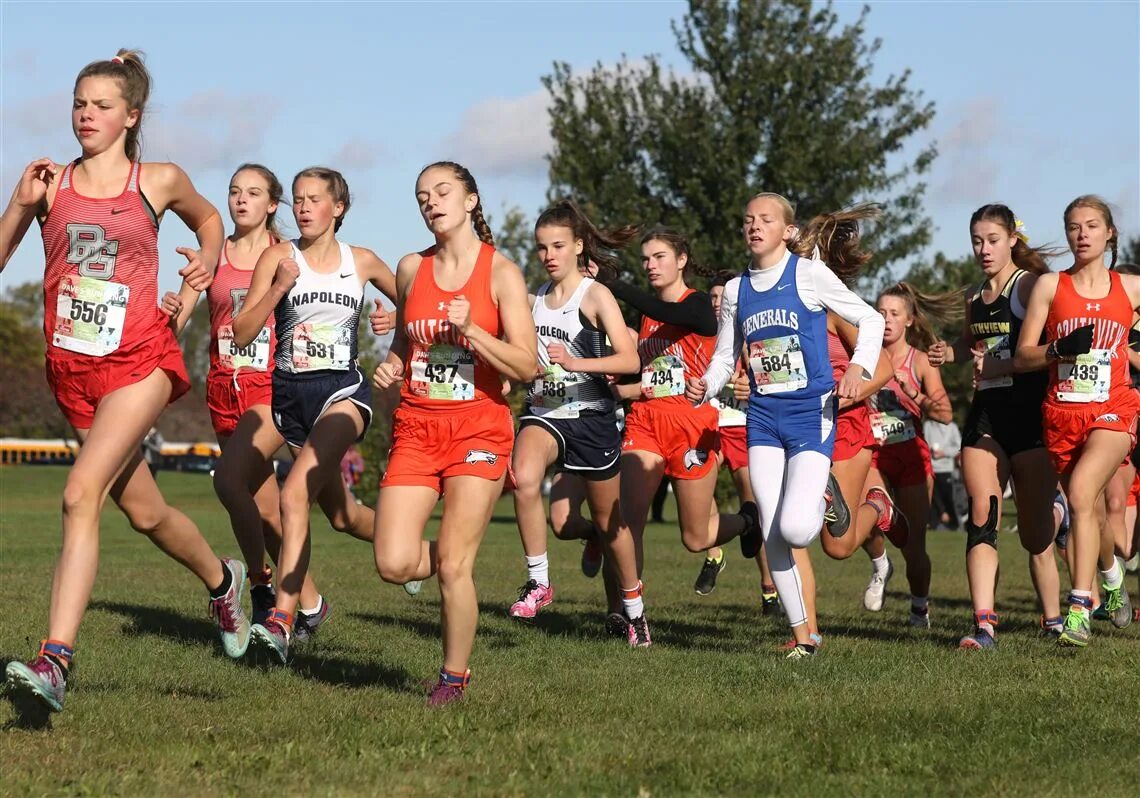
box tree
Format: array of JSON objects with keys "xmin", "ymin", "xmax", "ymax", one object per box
[
  {"xmin": 489, "ymin": 204, "xmax": 540, "ymax": 289},
  {"xmin": 542, "ymin": 0, "xmax": 936, "ymax": 281},
  {"xmin": 1121, "ymin": 235, "xmax": 1140, "ymax": 266}
]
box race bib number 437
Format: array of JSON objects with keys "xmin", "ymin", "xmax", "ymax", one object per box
[{"xmin": 410, "ymin": 344, "xmax": 476, "ymax": 400}]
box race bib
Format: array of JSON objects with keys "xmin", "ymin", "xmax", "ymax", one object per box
[
  {"xmin": 291, "ymin": 323, "xmax": 351, "ymax": 372},
  {"xmin": 713, "ymin": 386, "xmax": 746, "ymax": 427},
  {"xmin": 976, "ymin": 334, "xmax": 1013, "ymax": 391},
  {"xmin": 749, "ymin": 334, "xmax": 807, "ymax": 395},
  {"xmin": 218, "ymin": 324, "xmax": 270, "ymax": 371},
  {"xmin": 641, "ymin": 354, "xmax": 685, "ymax": 399},
  {"xmin": 1056, "ymin": 349, "xmax": 1111, "ymax": 403},
  {"xmin": 410, "ymin": 344, "xmax": 475, "ymax": 401},
  {"xmin": 53, "ymin": 274, "xmax": 129, "ymax": 356},
  {"xmin": 531, "ymin": 364, "xmax": 581, "ymax": 417},
  {"xmin": 871, "ymin": 409, "xmax": 917, "ymax": 445}
]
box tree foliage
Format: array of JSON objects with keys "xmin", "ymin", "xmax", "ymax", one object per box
[{"xmin": 542, "ymin": 0, "xmax": 936, "ymax": 282}]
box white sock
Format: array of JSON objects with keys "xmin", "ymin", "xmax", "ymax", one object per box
[
  {"xmin": 911, "ymin": 595, "xmax": 928, "ymax": 612},
  {"xmin": 871, "ymin": 553, "xmax": 890, "ymax": 577},
  {"xmin": 1100, "ymin": 557, "xmax": 1123, "ymax": 591},
  {"xmin": 526, "ymin": 553, "xmax": 550, "ymax": 587},
  {"xmin": 300, "ymin": 595, "xmax": 323, "ymax": 616},
  {"xmin": 621, "ymin": 583, "xmax": 645, "ymax": 620}
]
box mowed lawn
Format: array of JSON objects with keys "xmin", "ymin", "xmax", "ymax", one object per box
[{"xmin": 1, "ymin": 467, "xmax": 1137, "ymax": 797}]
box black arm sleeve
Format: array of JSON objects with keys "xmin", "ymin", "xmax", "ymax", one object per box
[{"xmin": 607, "ymin": 281, "xmax": 718, "ymax": 337}]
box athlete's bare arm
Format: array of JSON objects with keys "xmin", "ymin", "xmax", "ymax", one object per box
[
  {"xmin": 232, "ymin": 240, "xmax": 295, "ymax": 347},
  {"xmin": 1014, "ymin": 272, "xmax": 1060, "ymax": 372},
  {"xmin": 355, "ymin": 246, "xmax": 399, "ymax": 333},
  {"xmin": 834, "ymin": 314, "xmax": 892, "ymax": 406},
  {"xmin": 463, "ymin": 252, "xmax": 537, "ymax": 383},
  {"xmin": 142, "ymin": 163, "xmax": 223, "ymax": 286},
  {"xmin": 0, "ymin": 158, "xmax": 58, "ymax": 268},
  {"xmin": 373, "ymin": 252, "xmax": 420, "ymax": 388},
  {"xmin": 568, "ymin": 282, "xmax": 639, "ymax": 375},
  {"xmin": 912, "ymin": 351, "xmax": 953, "ymax": 423}
]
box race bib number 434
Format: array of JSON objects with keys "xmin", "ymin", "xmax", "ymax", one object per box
[
  {"xmin": 641, "ymin": 354, "xmax": 685, "ymax": 399},
  {"xmin": 749, "ymin": 334, "xmax": 807, "ymax": 395},
  {"xmin": 53, "ymin": 274, "xmax": 129, "ymax": 356}
]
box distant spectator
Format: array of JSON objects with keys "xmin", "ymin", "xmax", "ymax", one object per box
[
  {"xmin": 141, "ymin": 427, "xmax": 164, "ymax": 478},
  {"xmin": 924, "ymin": 418, "xmax": 961, "ymax": 530},
  {"xmin": 341, "ymin": 444, "xmax": 365, "ymax": 498}
]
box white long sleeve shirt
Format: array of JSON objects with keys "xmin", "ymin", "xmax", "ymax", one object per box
[{"xmin": 702, "ymin": 250, "xmax": 885, "ymax": 401}]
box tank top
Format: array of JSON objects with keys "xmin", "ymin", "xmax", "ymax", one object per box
[
  {"xmin": 1129, "ymin": 321, "xmax": 1140, "ymax": 390},
  {"xmin": 273, "ymin": 241, "xmax": 363, "ymax": 374},
  {"xmin": 737, "ymin": 254, "xmax": 832, "ymax": 404},
  {"xmin": 827, "ymin": 328, "xmax": 870, "ymax": 418},
  {"xmin": 208, "ymin": 239, "xmax": 277, "ymax": 376},
  {"xmin": 968, "ymin": 269, "xmax": 1047, "ymax": 402},
  {"xmin": 400, "ymin": 242, "xmax": 504, "ymax": 409},
  {"xmin": 1045, "ymin": 270, "xmax": 1132, "ymax": 405},
  {"xmin": 526, "ymin": 277, "xmax": 613, "ymax": 418},
  {"xmin": 636, "ymin": 289, "xmax": 715, "ymax": 409},
  {"xmin": 42, "ymin": 160, "xmax": 162, "ymax": 359},
  {"xmin": 869, "ymin": 346, "xmax": 923, "ymax": 446},
  {"xmin": 711, "ymin": 357, "xmax": 747, "ymax": 428}
]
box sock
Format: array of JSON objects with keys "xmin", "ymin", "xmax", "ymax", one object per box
[
  {"xmin": 39, "ymin": 639, "xmax": 73, "ymax": 676},
  {"xmin": 871, "ymin": 553, "xmax": 890, "ymax": 577},
  {"xmin": 267, "ymin": 608, "xmax": 294, "ymax": 632},
  {"xmin": 300, "ymin": 595, "xmax": 324, "ymax": 617},
  {"xmin": 809, "ymin": 632, "xmax": 824, "ymax": 647},
  {"xmin": 1100, "ymin": 558, "xmax": 1124, "ymax": 591},
  {"xmin": 251, "ymin": 566, "xmax": 273, "ymax": 587},
  {"xmin": 911, "ymin": 595, "xmax": 929, "ymax": 614},
  {"xmin": 525, "ymin": 553, "xmax": 550, "ymax": 587},
  {"xmin": 1069, "ymin": 590, "xmax": 1094, "ymax": 618},
  {"xmin": 209, "ymin": 561, "xmax": 233, "ymax": 599},
  {"xmin": 975, "ymin": 610, "xmax": 997, "ymax": 636},
  {"xmin": 621, "ymin": 581, "xmax": 645, "ymax": 620},
  {"xmin": 761, "ymin": 583, "xmax": 778, "ymax": 599},
  {"xmin": 439, "ymin": 667, "xmax": 470, "ymax": 688},
  {"xmin": 706, "ymin": 550, "xmax": 724, "ymax": 565}
]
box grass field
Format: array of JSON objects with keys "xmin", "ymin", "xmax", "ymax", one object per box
[{"xmin": 1, "ymin": 466, "xmax": 1138, "ymax": 797}]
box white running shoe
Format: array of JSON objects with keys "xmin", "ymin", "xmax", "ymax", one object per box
[{"xmin": 863, "ymin": 558, "xmax": 893, "ymax": 612}]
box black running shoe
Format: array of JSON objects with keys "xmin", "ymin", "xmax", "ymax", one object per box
[
  {"xmin": 739, "ymin": 501, "xmax": 761, "ymax": 559},
  {"xmin": 823, "ymin": 472, "xmax": 850, "ymax": 538},
  {"xmin": 293, "ymin": 596, "xmax": 331, "ymax": 644},
  {"xmin": 761, "ymin": 592, "xmax": 782, "ymax": 616},
  {"xmin": 605, "ymin": 612, "xmax": 630, "ymax": 638},
  {"xmin": 251, "ymin": 583, "xmax": 276, "ymax": 627},
  {"xmin": 694, "ymin": 556, "xmax": 727, "ymax": 596}
]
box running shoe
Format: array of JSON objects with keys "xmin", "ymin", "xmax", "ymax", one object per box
[
  {"xmin": 863, "ymin": 558, "xmax": 893, "ymax": 612},
  {"xmin": 4, "ymin": 656, "xmax": 66, "ymax": 713},
  {"xmin": 249, "ymin": 619, "xmax": 291, "ymax": 664},
  {"xmin": 909, "ymin": 604, "xmax": 931, "ymax": 629},
  {"xmin": 1053, "ymin": 490, "xmax": 1070, "ymax": 549},
  {"xmin": 823, "ymin": 472, "xmax": 850, "ymax": 538},
  {"xmin": 1124, "ymin": 552, "xmax": 1139, "ymax": 573},
  {"xmin": 1039, "ymin": 615, "xmax": 1064, "ymax": 638},
  {"xmin": 427, "ymin": 681, "xmax": 465, "ymax": 707},
  {"xmin": 761, "ymin": 591, "xmax": 782, "ymax": 616},
  {"xmin": 785, "ymin": 643, "xmax": 818, "ymax": 660},
  {"xmin": 1057, "ymin": 609, "xmax": 1091, "ymax": 648},
  {"xmin": 866, "ymin": 486, "xmax": 908, "ymax": 548},
  {"xmin": 294, "ymin": 597, "xmax": 332, "ymax": 644},
  {"xmin": 251, "ymin": 583, "xmax": 276, "ymax": 627},
  {"xmin": 738, "ymin": 501, "xmax": 761, "ymax": 559},
  {"xmin": 581, "ymin": 538, "xmax": 602, "ymax": 578},
  {"xmin": 1103, "ymin": 584, "xmax": 1133, "ymax": 629},
  {"xmin": 959, "ymin": 612, "xmax": 998, "ymax": 649},
  {"xmin": 605, "ymin": 612, "xmax": 630, "ymax": 638},
  {"xmin": 209, "ymin": 558, "xmax": 251, "ymax": 659},
  {"xmin": 509, "ymin": 580, "xmax": 554, "ymax": 620},
  {"xmin": 627, "ymin": 614, "xmax": 652, "ymax": 648},
  {"xmin": 403, "ymin": 580, "xmax": 423, "ymax": 596},
  {"xmin": 694, "ymin": 556, "xmax": 727, "ymax": 596},
  {"xmin": 782, "ymin": 632, "xmax": 823, "ymax": 650}
]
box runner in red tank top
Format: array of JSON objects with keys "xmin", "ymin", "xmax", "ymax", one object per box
[
  {"xmin": 591, "ymin": 227, "xmax": 761, "ymax": 607},
  {"xmin": 865, "ymin": 282, "xmax": 957, "ymax": 628},
  {"xmin": 371, "ymin": 161, "xmax": 537, "ymax": 706},
  {"xmin": 0, "ymin": 50, "xmax": 252, "ymax": 715},
  {"xmin": 1016, "ymin": 195, "xmax": 1138, "ymax": 646}
]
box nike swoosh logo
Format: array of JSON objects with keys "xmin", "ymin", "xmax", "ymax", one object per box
[
  {"xmin": 339, "ymin": 273, "xmax": 353, "ymax": 279},
  {"xmin": 562, "ymin": 308, "xmax": 576, "ymax": 314},
  {"xmin": 777, "ymin": 283, "xmax": 790, "ymax": 291},
  {"xmin": 604, "ymin": 449, "xmax": 616, "ymax": 457},
  {"xmin": 110, "ymin": 208, "xmax": 126, "ymax": 215},
  {"xmin": 990, "ymin": 308, "xmax": 1002, "ymax": 316}
]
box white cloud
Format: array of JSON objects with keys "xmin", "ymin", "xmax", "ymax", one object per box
[
  {"xmin": 442, "ymin": 90, "xmax": 552, "ymax": 179},
  {"xmin": 329, "ymin": 137, "xmax": 384, "ymax": 172},
  {"xmin": 145, "ymin": 90, "xmax": 282, "ymax": 173},
  {"xmin": 933, "ymin": 96, "xmax": 1002, "ymax": 203}
]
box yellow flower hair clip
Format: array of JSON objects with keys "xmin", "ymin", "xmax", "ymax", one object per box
[{"xmin": 1014, "ymin": 219, "xmax": 1029, "ymax": 244}]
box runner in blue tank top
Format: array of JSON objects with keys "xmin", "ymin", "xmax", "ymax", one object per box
[{"xmin": 688, "ymin": 192, "xmax": 884, "ymax": 659}]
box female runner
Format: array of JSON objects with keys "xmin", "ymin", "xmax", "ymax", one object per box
[
  {"xmin": 927, "ymin": 204, "xmax": 1063, "ymax": 647},
  {"xmin": 372, "ymin": 161, "xmax": 537, "ymax": 705},
  {"xmin": 1, "ymin": 50, "xmax": 249, "ymax": 713}
]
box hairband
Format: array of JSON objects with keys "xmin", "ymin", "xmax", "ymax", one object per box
[{"xmin": 111, "ymin": 56, "xmax": 124, "ymax": 64}]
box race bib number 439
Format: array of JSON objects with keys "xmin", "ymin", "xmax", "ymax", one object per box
[
  {"xmin": 53, "ymin": 274, "xmax": 129, "ymax": 356},
  {"xmin": 1056, "ymin": 349, "xmax": 1111, "ymax": 403},
  {"xmin": 749, "ymin": 334, "xmax": 807, "ymax": 395}
]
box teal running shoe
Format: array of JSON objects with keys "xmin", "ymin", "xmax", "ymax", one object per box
[
  {"xmin": 250, "ymin": 617, "xmax": 291, "ymax": 664},
  {"xmin": 403, "ymin": 580, "xmax": 423, "ymax": 596},
  {"xmin": 5, "ymin": 656, "xmax": 66, "ymax": 712},
  {"xmin": 209, "ymin": 559, "xmax": 250, "ymax": 658}
]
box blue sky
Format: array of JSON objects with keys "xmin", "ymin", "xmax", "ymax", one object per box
[{"xmin": 2, "ymin": 0, "xmax": 1137, "ymax": 301}]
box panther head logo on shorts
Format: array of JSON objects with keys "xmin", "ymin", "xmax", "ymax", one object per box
[
  {"xmin": 464, "ymin": 449, "xmax": 498, "ymax": 465},
  {"xmin": 1096, "ymin": 413, "xmax": 1120, "ymax": 424},
  {"xmin": 683, "ymin": 448, "xmax": 709, "ymax": 470}
]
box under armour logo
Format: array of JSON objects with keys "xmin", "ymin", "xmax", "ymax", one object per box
[
  {"xmin": 1086, "ymin": 303, "xmax": 1101, "ymax": 311},
  {"xmin": 438, "ymin": 302, "xmax": 446, "ymax": 311}
]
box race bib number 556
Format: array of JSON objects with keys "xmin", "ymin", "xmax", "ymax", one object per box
[{"xmin": 53, "ymin": 274, "xmax": 129, "ymax": 356}]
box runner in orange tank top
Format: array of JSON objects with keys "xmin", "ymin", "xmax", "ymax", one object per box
[
  {"xmin": 1015, "ymin": 195, "xmax": 1137, "ymax": 646},
  {"xmin": 371, "ymin": 161, "xmax": 537, "ymax": 706},
  {"xmin": 0, "ymin": 50, "xmax": 252, "ymax": 715},
  {"xmin": 591, "ymin": 226, "xmax": 761, "ymax": 598}
]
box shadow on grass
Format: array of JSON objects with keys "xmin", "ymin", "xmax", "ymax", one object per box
[
  {"xmin": 90, "ymin": 600, "xmax": 217, "ymax": 648},
  {"xmin": 290, "ymin": 651, "xmax": 419, "ymax": 694}
]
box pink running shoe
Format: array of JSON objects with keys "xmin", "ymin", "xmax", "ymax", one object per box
[
  {"xmin": 427, "ymin": 668, "xmax": 470, "ymax": 707},
  {"xmin": 866, "ymin": 486, "xmax": 909, "ymax": 548},
  {"xmin": 581, "ymin": 538, "xmax": 603, "ymax": 578},
  {"xmin": 626, "ymin": 614, "xmax": 652, "ymax": 648},
  {"xmin": 509, "ymin": 580, "xmax": 554, "ymax": 620}
]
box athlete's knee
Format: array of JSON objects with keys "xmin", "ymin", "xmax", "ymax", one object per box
[
  {"xmin": 436, "ymin": 551, "xmax": 474, "ymax": 587},
  {"xmin": 780, "ymin": 513, "xmax": 821, "ymax": 549},
  {"xmin": 966, "ymin": 496, "xmax": 999, "ymax": 552},
  {"xmin": 512, "ymin": 467, "xmax": 544, "ymax": 500},
  {"xmin": 680, "ymin": 529, "xmax": 707, "ymax": 553},
  {"xmin": 375, "ymin": 550, "xmax": 416, "ymax": 584},
  {"xmin": 820, "ymin": 534, "xmax": 856, "ymax": 561},
  {"xmin": 278, "ymin": 483, "xmax": 310, "ymax": 521},
  {"xmin": 61, "ymin": 474, "xmax": 101, "ymax": 519},
  {"xmin": 325, "ymin": 505, "xmax": 354, "ymax": 534},
  {"xmin": 212, "ymin": 465, "xmax": 246, "ymax": 509},
  {"xmin": 120, "ymin": 496, "xmax": 170, "ymax": 536}
]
